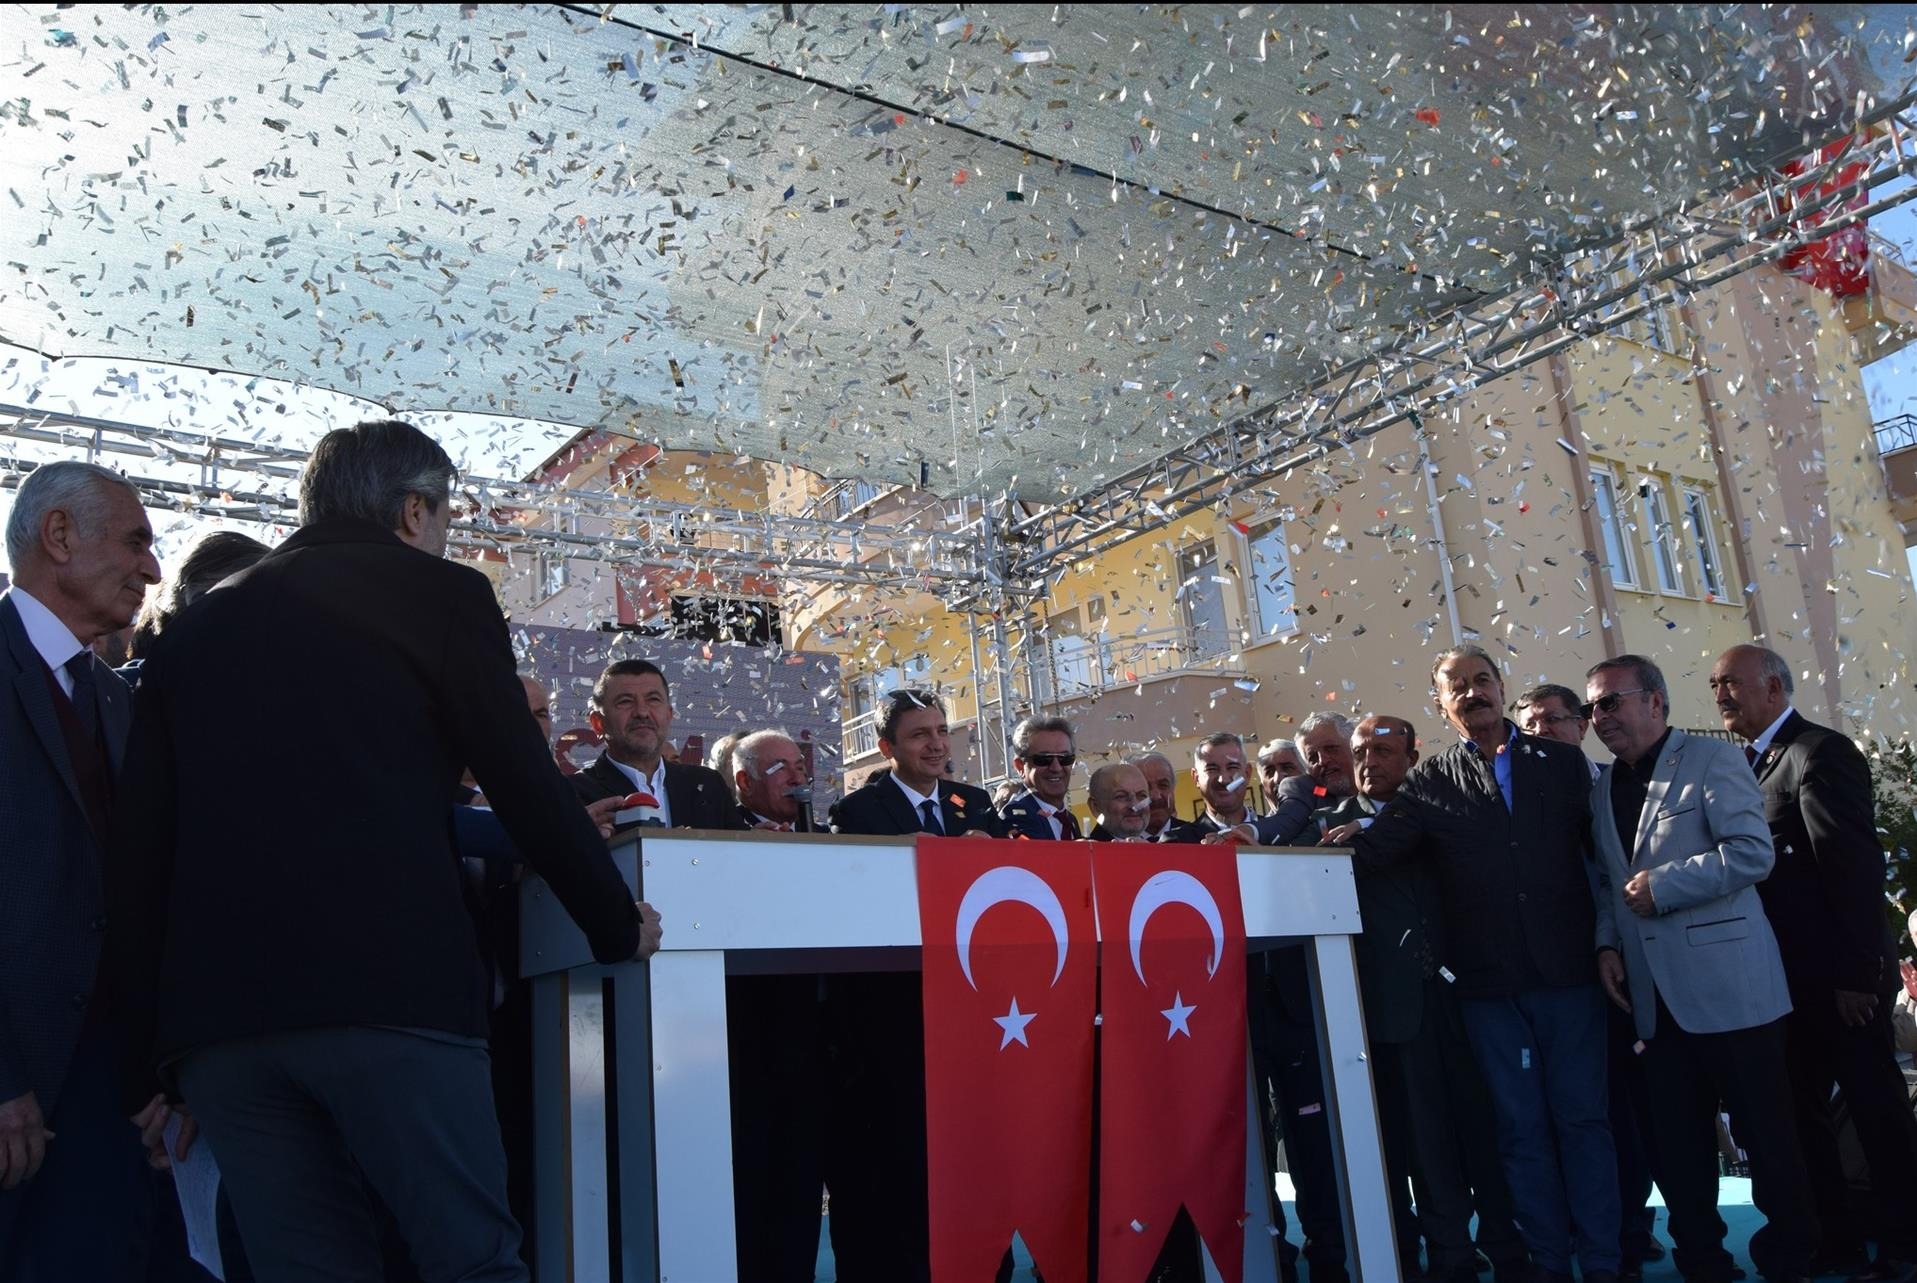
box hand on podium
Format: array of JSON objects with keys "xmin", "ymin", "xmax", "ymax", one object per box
[
  {"xmin": 636, "ymin": 901, "xmax": 663, "ymax": 960},
  {"xmin": 585, "ymin": 796, "xmax": 623, "ymax": 840}
]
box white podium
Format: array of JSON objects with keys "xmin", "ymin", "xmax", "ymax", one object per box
[{"xmin": 519, "ymin": 831, "xmax": 1398, "ymax": 1283}]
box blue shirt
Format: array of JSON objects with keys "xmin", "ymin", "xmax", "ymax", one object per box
[{"xmin": 1462, "ymin": 720, "xmax": 1516, "ymax": 812}]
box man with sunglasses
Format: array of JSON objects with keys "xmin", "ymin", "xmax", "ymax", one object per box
[
  {"xmin": 1002, "ymin": 715, "xmax": 1083, "ymax": 840},
  {"xmin": 1352, "ymin": 643, "xmax": 1621, "ymax": 1283},
  {"xmin": 1587, "ymin": 655, "xmax": 1815, "ymax": 1283}
]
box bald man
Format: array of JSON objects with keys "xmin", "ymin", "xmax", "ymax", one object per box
[{"xmin": 1087, "ymin": 763, "xmax": 1152, "ymax": 840}]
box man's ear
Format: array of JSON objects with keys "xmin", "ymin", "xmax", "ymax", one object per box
[
  {"xmin": 588, "ymin": 708, "xmax": 606, "ymax": 737},
  {"xmin": 38, "ymin": 507, "xmax": 77, "ymax": 565},
  {"xmin": 397, "ymin": 493, "xmax": 431, "ymax": 540}
]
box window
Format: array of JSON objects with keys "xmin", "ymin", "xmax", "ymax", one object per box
[
  {"xmin": 834, "ymin": 480, "xmax": 883, "ymax": 518},
  {"xmin": 1683, "ymin": 488, "xmax": 1728, "ymax": 599},
  {"xmin": 537, "ymin": 551, "xmax": 569, "ymax": 600},
  {"xmin": 1047, "ymin": 598, "xmax": 1104, "ymax": 696},
  {"xmin": 1589, "ymin": 470, "xmax": 1640, "ymax": 589},
  {"xmin": 1176, "ymin": 543, "xmax": 1229, "ymax": 660},
  {"xmin": 1244, "ymin": 520, "xmax": 1297, "ymax": 639},
  {"xmin": 1639, "ymin": 479, "xmax": 1684, "ymax": 594}
]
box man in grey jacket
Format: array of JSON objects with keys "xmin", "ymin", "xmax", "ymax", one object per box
[{"xmin": 1587, "ymin": 655, "xmax": 1816, "ymax": 1283}]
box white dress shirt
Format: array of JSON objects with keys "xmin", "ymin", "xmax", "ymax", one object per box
[
  {"xmin": 890, "ymin": 773, "xmax": 944, "ymax": 831},
  {"xmin": 607, "ymin": 756, "xmax": 672, "ymax": 827},
  {"xmin": 1748, "ymin": 705, "xmax": 1796, "ymax": 759},
  {"xmin": 8, "ymin": 585, "xmax": 88, "ymax": 697}
]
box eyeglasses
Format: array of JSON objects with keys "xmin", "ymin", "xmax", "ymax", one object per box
[
  {"xmin": 1579, "ymin": 689, "xmax": 1647, "ymax": 719},
  {"xmin": 1024, "ymin": 753, "xmax": 1076, "ymax": 768}
]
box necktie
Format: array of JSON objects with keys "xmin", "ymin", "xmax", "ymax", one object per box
[
  {"xmin": 1057, "ymin": 809, "xmax": 1081, "ymax": 840},
  {"xmin": 66, "ymin": 652, "xmax": 100, "ymax": 747},
  {"xmin": 919, "ymin": 799, "xmax": 945, "ymax": 835},
  {"xmin": 1744, "ymin": 745, "xmax": 1759, "ymax": 770}
]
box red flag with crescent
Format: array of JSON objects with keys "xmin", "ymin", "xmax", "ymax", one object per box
[
  {"xmin": 918, "ymin": 835, "xmax": 1096, "ymax": 1283},
  {"xmin": 1092, "ymin": 842, "xmax": 1248, "ymax": 1282}
]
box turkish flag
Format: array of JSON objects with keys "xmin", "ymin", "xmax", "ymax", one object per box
[
  {"xmin": 918, "ymin": 836, "xmax": 1097, "ymax": 1283},
  {"xmin": 1092, "ymin": 843, "xmax": 1248, "ymax": 1282}
]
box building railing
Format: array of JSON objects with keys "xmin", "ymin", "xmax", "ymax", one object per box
[
  {"xmin": 1042, "ymin": 623, "xmax": 1240, "ymax": 703},
  {"xmin": 843, "ymin": 707, "xmax": 883, "ymax": 761},
  {"xmin": 1875, "ymin": 412, "xmax": 1917, "ymax": 455}
]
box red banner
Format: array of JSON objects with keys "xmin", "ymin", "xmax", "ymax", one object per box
[
  {"xmin": 1092, "ymin": 843, "xmax": 1248, "ymax": 1283},
  {"xmin": 918, "ymin": 836, "xmax": 1097, "ymax": 1283}
]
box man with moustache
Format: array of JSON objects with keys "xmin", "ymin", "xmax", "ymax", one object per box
[
  {"xmin": 732, "ymin": 729, "xmax": 815, "ymax": 832},
  {"xmin": 1352, "ymin": 644, "xmax": 1620, "ymax": 1283},
  {"xmin": 570, "ymin": 658, "xmax": 743, "ymax": 830},
  {"xmin": 1001, "ymin": 715, "xmax": 1082, "ymax": 840},
  {"xmin": 1710, "ymin": 644, "xmax": 1916, "ymax": 1280},
  {"xmin": 0, "ymin": 461, "xmax": 164, "ymax": 1279},
  {"xmin": 1257, "ymin": 739, "xmax": 1308, "ymax": 807},
  {"xmin": 1589, "ymin": 655, "xmax": 1815, "ymax": 1283},
  {"xmin": 825, "ymin": 690, "xmax": 1004, "ymax": 1282},
  {"xmin": 1323, "ymin": 716, "xmax": 1527, "ymax": 1283},
  {"xmin": 1129, "ymin": 752, "xmax": 1205, "ymax": 843}
]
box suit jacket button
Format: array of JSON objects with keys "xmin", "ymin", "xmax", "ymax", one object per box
[
  {"xmin": 91, "ymin": 916, "xmax": 107, "ymax": 932},
  {"xmin": 1517, "ymin": 892, "xmax": 1528, "ymax": 903},
  {"xmin": 70, "ymin": 992, "xmax": 88, "ymax": 1009}
]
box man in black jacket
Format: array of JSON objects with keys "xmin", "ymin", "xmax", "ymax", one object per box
[
  {"xmin": 1711, "ymin": 644, "xmax": 1917, "ymax": 1280},
  {"xmin": 1323, "ymin": 715, "xmax": 1525, "ymax": 1283},
  {"xmin": 825, "ymin": 690, "xmax": 1003, "ymax": 1283},
  {"xmin": 1130, "ymin": 751, "xmax": 1206, "ymax": 843},
  {"xmin": 1000, "ymin": 714, "xmax": 1083, "ymax": 839},
  {"xmin": 570, "ymin": 657, "xmax": 746, "ymax": 830},
  {"xmin": 1353, "ymin": 644, "xmax": 1620, "ymax": 1283},
  {"xmin": 107, "ymin": 420, "xmax": 660, "ymax": 1283}
]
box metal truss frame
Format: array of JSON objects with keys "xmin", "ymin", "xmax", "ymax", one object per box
[
  {"xmin": 0, "ymin": 405, "xmax": 994, "ymax": 598},
  {"xmin": 8, "ymin": 100, "xmax": 1917, "ymax": 614},
  {"xmin": 1001, "ymin": 96, "xmax": 1917, "ymax": 582}
]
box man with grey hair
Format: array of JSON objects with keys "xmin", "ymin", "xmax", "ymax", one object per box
[
  {"xmin": 732, "ymin": 729, "xmax": 814, "ymax": 832},
  {"xmin": 0, "ymin": 460, "xmax": 163, "ymax": 1278},
  {"xmin": 1003, "ymin": 714, "xmax": 1081, "ymax": 839},
  {"xmin": 107, "ymin": 420, "xmax": 660, "ymax": 1283},
  {"xmin": 1256, "ymin": 739, "xmax": 1306, "ymax": 801},
  {"xmin": 1711, "ymin": 643, "xmax": 1917, "ymax": 1276}
]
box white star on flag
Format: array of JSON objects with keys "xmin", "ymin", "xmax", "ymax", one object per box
[
  {"xmin": 1161, "ymin": 991, "xmax": 1196, "ymax": 1039},
  {"xmin": 994, "ymin": 997, "xmax": 1037, "ymax": 1049}
]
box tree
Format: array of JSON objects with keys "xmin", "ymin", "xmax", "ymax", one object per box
[{"xmin": 1869, "ymin": 739, "xmax": 1917, "ymax": 961}]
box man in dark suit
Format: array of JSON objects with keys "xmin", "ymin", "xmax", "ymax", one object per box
[
  {"xmin": 1191, "ymin": 731, "xmax": 1305, "ymax": 845},
  {"xmin": 0, "ymin": 461, "xmax": 162, "ymax": 1280},
  {"xmin": 1243, "ymin": 715, "xmax": 1352, "ymax": 1283},
  {"xmin": 732, "ymin": 728, "xmax": 816, "ymax": 832},
  {"xmin": 106, "ymin": 420, "xmax": 661, "ymax": 1283},
  {"xmin": 1320, "ymin": 714, "xmax": 1523, "ymax": 1283},
  {"xmin": 1087, "ymin": 762, "xmax": 1152, "ymax": 840},
  {"xmin": 1712, "ymin": 644, "xmax": 1917, "ymax": 1281},
  {"xmin": 570, "ymin": 657, "xmax": 746, "ymax": 830},
  {"xmin": 1000, "ymin": 714, "xmax": 1083, "ymax": 839},
  {"xmin": 825, "ymin": 689, "xmax": 1003, "ymax": 1282},
  {"xmin": 1353, "ymin": 643, "xmax": 1621, "ymax": 1283},
  {"xmin": 716, "ymin": 726, "xmax": 826, "ymax": 1279},
  {"xmin": 1130, "ymin": 752, "xmax": 1205, "ymax": 843}
]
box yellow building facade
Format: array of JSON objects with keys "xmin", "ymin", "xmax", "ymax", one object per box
[{"xmin": 493, "ymin": 253, "xmax": 1917, "ymax": 821}]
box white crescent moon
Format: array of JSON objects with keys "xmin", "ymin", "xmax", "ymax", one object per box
[
  {"xmin": 1127, "ymin": 870, "xmax": 1226, "ymax": 985},
  {"xmin": 952, "ymin": 865, "xmax": 1071, "ymax": 991}
]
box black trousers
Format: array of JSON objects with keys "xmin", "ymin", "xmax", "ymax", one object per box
[
  {"xmin": 1783, "ymin": 988, "xmax": 1917, "ymax": 1260},
  {"xmin": 1247, "ymin": 948, "xmax": 1348, "ymax": 1281},
  {"xmin": 1388, "ymin": 979, "xmax": 1525, "ymax": 1274},
  {"xmin": 1607, "ymin": 1002, "xmax": 1662, "ymax": 1263},
  {"xmin": 729, "ymin": 974, "xmax": 828, "ymax": 1282},
  {"xmin": 0, "ymin": 1014, "xmax": 161, "ymax": 1282},
  {"xmin": 177, "ymin": 1025, "xmax": 526, "ymax": 1283},
  {"xmin": 822, "ymin": 971, "xmax": 931, "ymax": 1283},
  {"xmin": 1642, "ymin": 998, "xmax": 1817, "ymax": 1282}
]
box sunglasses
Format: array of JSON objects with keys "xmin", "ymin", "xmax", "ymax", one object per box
[
  {"xmin": 1579, "ymin": 688, "xmax": 1647, "ymax": 719},
  {"xmin": 1024, "ymin": 753, "xmax": 1077, "ymax": 768}
]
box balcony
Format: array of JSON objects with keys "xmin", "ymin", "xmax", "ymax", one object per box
[
  {"xmin": 1876, "ymin": 413, "xmax": 1917, "ymax": 547},
  {"xmin": 1841, "ymin": 231, "xmax": 1917, "ymax": 364}
]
